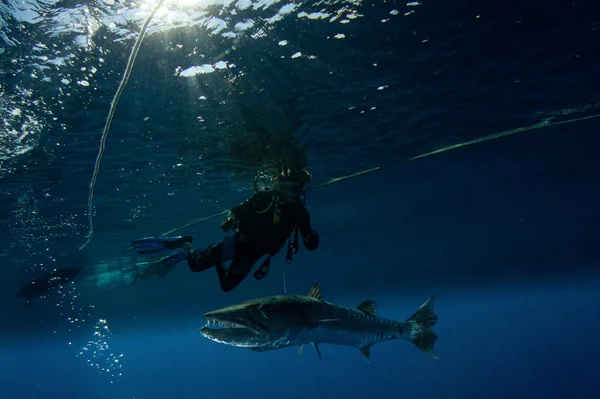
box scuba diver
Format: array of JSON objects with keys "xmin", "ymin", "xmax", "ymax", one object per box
[{"xmin": 131, "ymin": 167, "xmax": 320, "ymax": 292}]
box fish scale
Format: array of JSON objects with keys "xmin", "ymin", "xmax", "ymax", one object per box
[{"xmin": 292, "ymin": 302, "xmax": 410, "ymax": 349}]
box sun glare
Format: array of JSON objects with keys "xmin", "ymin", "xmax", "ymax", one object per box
[
  {"xmin": 169, "ymin": 0, "xmax": 213, "ymax": 9},
  {"xmin": 138, "ymin": 0, "xmax": 213, "ymax": 16}
]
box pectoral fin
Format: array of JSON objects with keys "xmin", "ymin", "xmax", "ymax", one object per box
[
  {"xmin": 305, "ymin": 319, "xmax": 341, "ymax": 329},
  {"xmin": 298, "ymin": 343, "xmax": 322, "ymax": 360},
  {"xmin": 312, "ymin": 343, "xmax": 322, "ymax": 360},
  {"xmin": 359, "ymin": 345, "xmax": 371, "ymax": 363}
]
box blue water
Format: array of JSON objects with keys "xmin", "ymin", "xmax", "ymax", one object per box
[
  {"xmin": 2, "ymin": 0, "xmax": 600, "ymax": 398},
  {"xmin": 4, "ymin": 283, "xmax": 600, "ymax": 398}
]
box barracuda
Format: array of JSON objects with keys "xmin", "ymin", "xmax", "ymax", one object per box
[{"xmin": 199, "ymin": 283, "xmax": 439, "ymax": 361}]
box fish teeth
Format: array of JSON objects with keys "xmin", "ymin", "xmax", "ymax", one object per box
[{"xmin": 204, "ymin": 319, "xmax": 244, "ymax": 329}]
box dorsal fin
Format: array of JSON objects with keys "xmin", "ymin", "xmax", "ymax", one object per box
[
  {"xmin": 357, "ymin": 299, "xmax": 377, "ymax": 314},
  {"xmin": 307, "ymin": 283, "xmax": 322, "ymax": 300}
]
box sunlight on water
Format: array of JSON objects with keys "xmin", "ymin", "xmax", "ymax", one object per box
[
  {"xmin": 0, "ymin": 86, "xmax": 52, "ymax": 169},
  {"xmin": 0, "ymin": 0, "xmax": 419, "ymax": 306},
  {"xmin": 0, "ymin": 0, "xmax": 399, "ymax": 174}
]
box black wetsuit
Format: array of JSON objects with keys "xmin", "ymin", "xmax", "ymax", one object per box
[{"xmin": 186, "ymin": 191, "xmax": 319, "ymax": 292}]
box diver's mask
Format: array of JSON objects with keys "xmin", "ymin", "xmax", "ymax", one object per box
[
  {"xmin": 254, "ymin": 172, "xmax": 277, "ymax": 193},
  {"xmin": 276, "ymin": 180, "xmax": 304, "ymax": 200},
  {"xmin": 253, "ymin": 169, "xmax": 308, "ymax": 203}
]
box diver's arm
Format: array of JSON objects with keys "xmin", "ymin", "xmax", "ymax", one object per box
[{"xmin": 297, "ymin": 205, "xmax": 319, "ymax": 251}]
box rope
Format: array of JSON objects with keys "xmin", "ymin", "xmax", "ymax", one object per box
[
  {"xmin": 80, "ymin": 0, "xmax": 166, "ymax": 250},
  {"xmin": 158, "ymin": 112, "xmax": 600, "ymax": 236}
]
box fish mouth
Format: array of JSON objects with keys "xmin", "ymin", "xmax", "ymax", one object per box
[{"xmin": 199, "ymin": 314, "xmax": 264, "ymax": 336}]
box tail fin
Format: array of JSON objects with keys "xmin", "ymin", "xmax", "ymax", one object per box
[{"xmin": 406, "ymin": 296, "xmax": 439, "ymax": 359}]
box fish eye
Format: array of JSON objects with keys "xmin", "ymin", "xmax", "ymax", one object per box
[{"xmin": 260, "ymin": 305, "xmax": 273, "ymax": 316}]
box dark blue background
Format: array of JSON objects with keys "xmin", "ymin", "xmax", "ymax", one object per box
[{"xmin": 1, "ymin": 0, "xmax": 599, "ymax": 397}]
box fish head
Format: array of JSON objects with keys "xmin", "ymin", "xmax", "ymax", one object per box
[{"xmin": 199, "ymin": 295, "xmax": 306, "ymax": 349}]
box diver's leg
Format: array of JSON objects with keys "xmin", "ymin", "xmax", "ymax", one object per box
[
  {"xmin": 215, "ymin": 257, "xmax": 257, "ymax": 292},
  {"xmin": 186, "ymin": 242, "xmax": 223, "ymax": 272},
  {"xmin": 185, "ymin": 233, "xmax": 239, "ymax": 272},
  {"xmin": 214, "ymin": 235, "xmax": 260, "ymax": 291},
  {"xmin": 137, "ymin": 261, "xmax": 174, "ymax": 279}
]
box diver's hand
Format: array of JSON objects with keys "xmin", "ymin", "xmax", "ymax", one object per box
[
  {"xmin": 303, "ymin": 230, "xmax": 320, "ymax": 251},
  {"xmin": 221, "ymin": 213, "xmax": 236, "ymax": 232}
]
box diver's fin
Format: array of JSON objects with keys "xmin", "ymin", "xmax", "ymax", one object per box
[
  {"xmin": 406, "ymin": 296, "xmax": 440, "ymax": 359},
  {"xmin": 312, "ymin": 343, "xmax": 322, "ymax": 360},
  {"xmin": 359, "ymin": 345, "xmax": 371, "ymax": 362},
  {"xmin": 131, "ymin": 236, "xmax": 193, "ymax": 255},
  {"xmin": 356, "ymin": 299, "xmax": 377, "ymax": 314},
  {"xmin": 297, "ymin": 345, "xmax": 303, "ymax": 357},
  {"xmin": 159, "ymin": 250, "xmax": 188, "ymax": 266},
  {"xmin": 306, "ymin": 283, "xmax": 322, "ymax": 300}
]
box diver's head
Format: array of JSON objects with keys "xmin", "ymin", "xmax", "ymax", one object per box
[{"xmin": 274, "ymin": 168, "xmax": 311, "ymax": 199}]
